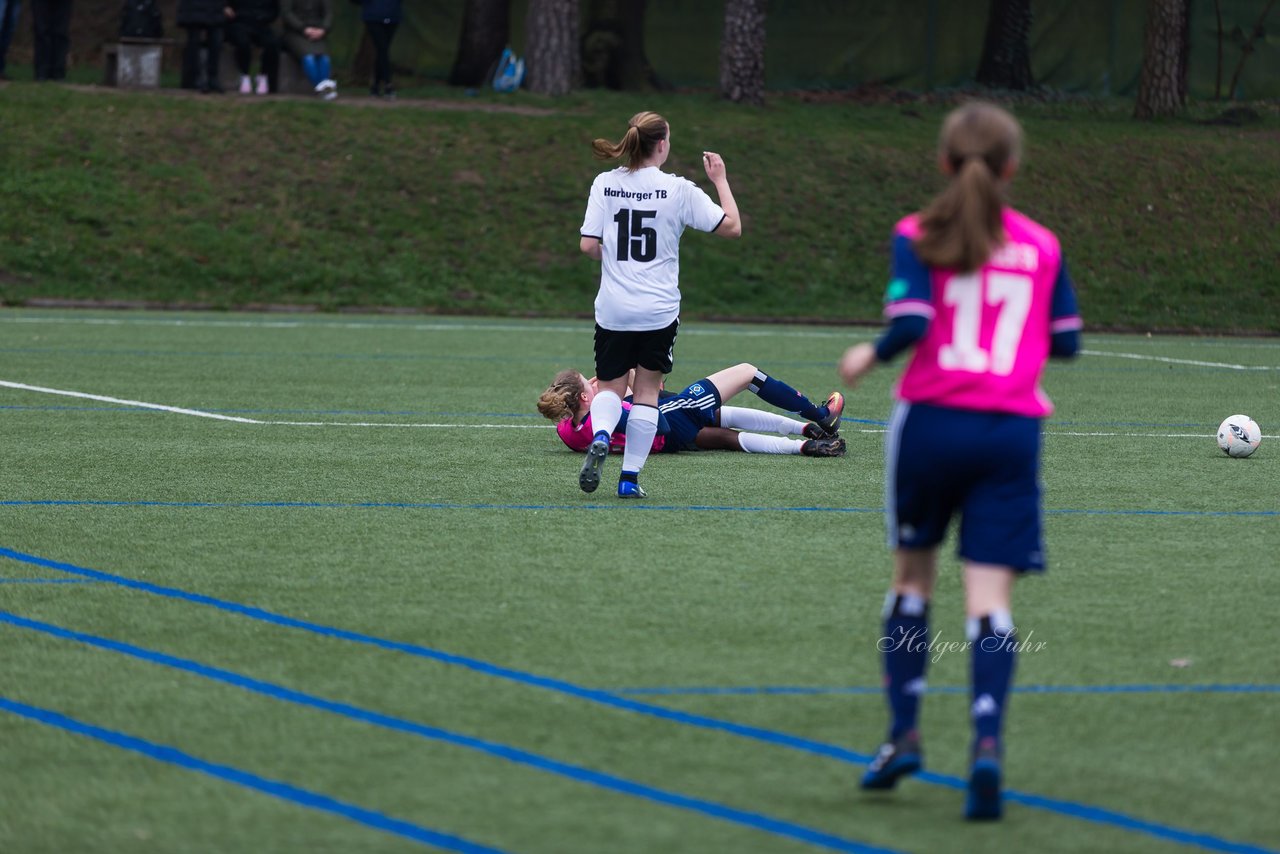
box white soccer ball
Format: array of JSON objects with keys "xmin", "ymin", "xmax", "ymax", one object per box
[{"xmin": 1216, "ymin": 414, "xmax": 1261, "ymax": 458}]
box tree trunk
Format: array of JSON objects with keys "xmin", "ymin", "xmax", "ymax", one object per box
[
  {"xmin": 1134, "ymin": 0, "xmax": 1189, "ymax": 118},
  {"xmin": 974, "ymin": 0, "xmax": 1034, "ymax": 90},
  {"xmin": 526, "ymin": 0, "xmax": 579, "ymax": 96},
  {"xmin": 719, "ymin": 0, "xmax": 767, "ymax": 105},
  {"xmin": 581, "ymin": 0, "xmax": 667, "ymax": 90},
  {"xmin": 449, "ymin": 0, "xmax": 511, "ymax": 88}
]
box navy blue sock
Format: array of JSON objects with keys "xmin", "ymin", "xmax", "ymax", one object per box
[
  {"xmin": 748, "ymin": 371, "xmax": 824, "ymax": 421},
  {"xmin": 881, "ymin": 592, "xmax": 929, "ymax": 740},
  {"xmin": 969, "ymin": 613, "xmax": 1017, "ymax": 746}
]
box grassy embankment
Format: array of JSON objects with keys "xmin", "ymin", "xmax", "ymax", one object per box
[{"xmin": 0, "ymin": 81, "xmax": 1277, "ymax": 332}]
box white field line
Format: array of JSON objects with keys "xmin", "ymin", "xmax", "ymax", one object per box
[
  {"xmin": 1080, "ymin": 336, "xmax": 1280, "ymax": 351},
  {"xmin": 263, "ymin": 421, "xmax": 551, "ymax": 429},
  {"xmin": 4, "ymin": 380, "xmax": 1276, "ymax": 439},
  {"xmin": 0, "ymin": 315, "xmax": 867, "ymax": 339},
  {"xmin": 0, "ymin": 381, "xmax": 263, "ymax": 424},
  {"xmin": 1080, "ymin": 349, "xmax": 1279, "ymax": 371},
  {"xmin": 0, "ymin": 381, "xmax": 552, "ymax": 429}
]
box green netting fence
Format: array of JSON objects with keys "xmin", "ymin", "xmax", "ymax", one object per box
[{"xmin": 332, "ymin": 0, "xmax": 1278, "ymax": 98}]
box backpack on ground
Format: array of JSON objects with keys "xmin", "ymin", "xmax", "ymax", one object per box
[
  {"xmin": 120, "ymin": 0, "xmax": 164, "ymax": 40},
  {"xmin": 492, "ymin": 47, "xmax": 525, "ymax": 93}
]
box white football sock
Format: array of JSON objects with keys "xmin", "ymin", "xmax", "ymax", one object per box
[
  {"xmin": 967, "ymin": 610, "xmax": 1015, "ymax": 640},
  {"xmin": 719, "ymin": 405, "xmax": 806, "ymax": 436},
  {"xmin": 737, "ymin": 433, "xmax": 804, "ymax": 455},
  {"xmin": 621, "ymin": 404, "xmax": 659, "ymax": 473},
  {"xmin": 589, "ymin": 390, "xmax": 622, "ymax": 438}
]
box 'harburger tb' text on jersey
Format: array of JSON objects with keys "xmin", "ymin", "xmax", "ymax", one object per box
[{"xmin": 581, "ymin": 166, "xmax": 725, "ymax": 331}]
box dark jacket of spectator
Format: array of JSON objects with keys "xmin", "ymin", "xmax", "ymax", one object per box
[
  {"xmin": 177, "ymin": 0, "xmax": 227, "ymax": 27},
  {"xmin": 360, "ymin": 0, "xmax": 401, "ymax": 24},
  {"xmin": 281, "ymin": 0, "xmax": 330, "ymax": 57},
  {"xmin": 228, "ymin": 0, "xmax": 279, "ymax": 24}
]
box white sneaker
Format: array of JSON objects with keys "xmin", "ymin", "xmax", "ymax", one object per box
[
  {"xmin": 321, "ymin": 79, "xmax": 338, "ymax": 100},
  {"xmin": 255, "ymin": 74, "xmax": 268, "ymax": 95},
  {"xmin": 239, "ymin": 75, "xmax": 252, "ymax": 95}
]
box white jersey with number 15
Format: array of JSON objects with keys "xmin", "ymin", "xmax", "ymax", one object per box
[{"xmin": 581, "ymin": 166, "xmax": 725, "ymax": 332}]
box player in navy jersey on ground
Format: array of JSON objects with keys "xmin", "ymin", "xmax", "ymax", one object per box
[
  {"xmin": 838, "ymin": 102, "xmax": 1082, "ymax": 820},
  {"xmin": 538, "ymin": 363, "xmax": 846, "ymax": 457},
  {"xmin": 577, "ymin": 111, "xmax": 742, "ymax": 499}
]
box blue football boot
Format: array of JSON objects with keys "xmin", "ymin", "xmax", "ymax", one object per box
[
  {"xmin": 860, "ymin": 731, "xmax": 923, "ymax": 790},
  {"xmin": 964, "ymin": 738, "xmax": 1003, "ymax": 821},
  {"xmin": 617, "ymin": 480, "xmax": 647, "ymax": 499}
]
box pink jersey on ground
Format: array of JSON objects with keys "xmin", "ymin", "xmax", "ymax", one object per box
[
  {"xmin": 889, "ymin": 209, "xmax": 1077, "ymax": 418},
  {"xmin": 555, "ymin": 403, "xmax": 666, "ymax": 454}
]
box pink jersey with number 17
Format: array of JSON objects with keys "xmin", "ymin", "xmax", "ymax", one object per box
[{"xmin": 887, "ymin": 208, "xmax": 1082, "ymax": 418}]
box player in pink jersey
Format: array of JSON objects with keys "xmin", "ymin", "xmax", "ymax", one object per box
[
  {"xmin": 537, "ymin": 365, "xmax": 845, "ymax": 457},
  {"xmin": 839, "ymin": 102, "xmax": 1082, "ymax": 821},
  {"xmin": 540, "ymin": 371, "xmax": 666, "ymax": 455}
]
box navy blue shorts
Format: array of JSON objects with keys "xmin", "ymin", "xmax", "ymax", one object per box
[
  {"xmin": 657, "ymin": 378, "xmax": 723, "ymax": 452},
  {"xmin": 886, "ymin": 402, "xmax": 1045, "ymax": 572}
]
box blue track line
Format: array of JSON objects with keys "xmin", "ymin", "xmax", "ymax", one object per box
[
  {"xmin": 612, "ymin": 683, "xmax": 1280, "ymax": 697},
  {"xmin": 0, "ymin": 403, "xmax": 1234, "ymax": 430},
  {"xmin": 0, "ymin": 499, "xmax": 1275, "ymax": 518},
  {"xmin": 0, "ymin": 611, "xmax": 900, "ymax": 854},
  {"xmin": 1, "ymin": 546, "xmax": 1274, "ymax": 854},
  {"xmin": 0, "ymin": 695, "xmax": 509, "ymax": 854}
]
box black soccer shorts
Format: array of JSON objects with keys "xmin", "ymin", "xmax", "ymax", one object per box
[{"xmin": 593, "ymin": 319, "xmax": 679, "ymax": 381}]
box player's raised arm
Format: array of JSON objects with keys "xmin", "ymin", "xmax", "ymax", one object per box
[{"xmin": 702, "ymin": 151, "xmax": 742, "ymax": 238}]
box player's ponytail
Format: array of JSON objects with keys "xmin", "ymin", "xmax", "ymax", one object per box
[
  {"xmin": 537, "ymin": 370, "xmax": 586, "ymax": 422},
  {"xmin": 914, "ymin": 103, "xmax": 1022, "ymax": 272},
  {"xmin": 591, "ymin": 111, "xmax": 669, "ymax": 171}
]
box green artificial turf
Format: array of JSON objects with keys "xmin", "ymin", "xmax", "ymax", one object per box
[{"xmin": 0, "ymin": 309, "xmax": 1276, "ymax": 853}]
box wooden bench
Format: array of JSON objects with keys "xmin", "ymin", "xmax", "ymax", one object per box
[{"xmin": 103, "ymin": 37, "xmax": 176, "ymax": 88}]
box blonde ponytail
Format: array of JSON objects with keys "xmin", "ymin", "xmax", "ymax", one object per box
[
  {"xmin": 914, "ymin": 103, "xmax": 1022, "ymax": 272},
  {"xmin": 591, "ymin": 111, "xmax": 669, "ymax": 171}
]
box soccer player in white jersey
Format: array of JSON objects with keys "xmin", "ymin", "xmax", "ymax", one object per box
[{"xmin": 577, "ymin": 111, "xmax": 742, "ymax": 498}]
